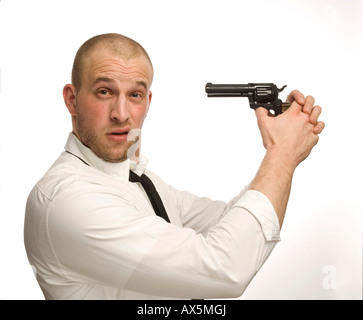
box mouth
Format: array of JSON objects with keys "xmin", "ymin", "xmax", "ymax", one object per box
[
  {"xmin": 106, "ymin": 128, "xmax": 130, "ymax": 142},
  {"xmin": 108, "ymin": 128, "xmax": 130, "ymax": 135}
]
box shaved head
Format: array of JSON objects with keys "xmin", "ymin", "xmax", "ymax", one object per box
[{"xmin": 71, "ymin": 33, "xmax": 153, "ymax": 92}]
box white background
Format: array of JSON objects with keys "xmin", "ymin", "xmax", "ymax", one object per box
[{"xmin": 0, "ymin": 0, "xmax": 362, "ymax": 299}]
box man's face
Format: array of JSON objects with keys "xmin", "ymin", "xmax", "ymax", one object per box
[{"xmin": 68, "ymin": 49, "xmax": 153, "ymax": 163}]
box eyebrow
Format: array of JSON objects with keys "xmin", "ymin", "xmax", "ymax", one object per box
[
  {"xmin": 93, "ymin": 77, "xmax": 116, "ymax": 85},
  {"xmin": 92, "ymin": 77, "xmax": 148, "ymax": 90},
  {"xmin": 135, "ymin": 80, "xmax": 148, "ymax": 91}
]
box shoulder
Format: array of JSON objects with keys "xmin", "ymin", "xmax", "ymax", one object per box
[
  {"xmin": 33, "ymin": 152, "xmax": 87, "ymax": 201},
  {"xmin": 31, "ymin": 152, "xmax": 127, "ymax": 203}
]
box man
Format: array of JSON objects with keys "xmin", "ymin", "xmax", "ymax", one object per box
[{"xmin": 24, "ymin": 33, "xmax": 324, "ymax": 300}]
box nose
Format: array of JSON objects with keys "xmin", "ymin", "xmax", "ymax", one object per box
[{"xmin": 110, "ymin": 96, "xmax": 130, "ymax": 123}]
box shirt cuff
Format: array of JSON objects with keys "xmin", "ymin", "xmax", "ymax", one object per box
[{"xmin": 233, "ymin": 190, "xmax": 281, "ymax": 241}]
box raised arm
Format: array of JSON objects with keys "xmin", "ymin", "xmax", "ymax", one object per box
[{"xmin": 251, "ymin": 92, "xmax": 324, "ymax": 227}]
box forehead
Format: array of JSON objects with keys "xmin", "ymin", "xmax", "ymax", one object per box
[{"xmin": 82, "ymin": 48, "xmax": 153, "ymax": 88}]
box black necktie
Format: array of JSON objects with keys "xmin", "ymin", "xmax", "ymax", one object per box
[{"xmin": 129, "ymin": 170, "xmax": 170, "ymax": 223}]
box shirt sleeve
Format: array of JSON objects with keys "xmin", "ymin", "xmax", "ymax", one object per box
[
  {"xmin": 148, "ymin": 172, "xmax": 280, "ymax": 241},
  {"xmin": 145, "ymin": 171, "xmax": 245, "ymax": 235},
  {"xmin": 233, "ymin": 190, "xmax": 281, "ymax": 241}
]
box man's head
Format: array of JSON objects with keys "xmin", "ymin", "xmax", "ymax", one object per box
[{"xmin": 63, "ymin": 33, "xmax": 153, "ymax": 163}]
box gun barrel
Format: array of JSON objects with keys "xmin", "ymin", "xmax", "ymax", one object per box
[
  {"xmin": 205, "ymin": 83, "xmax": 252, "ymax": 97},
  {"xmin": 205, "ymin": 82, "xmax": 290, "ymax": 115}
]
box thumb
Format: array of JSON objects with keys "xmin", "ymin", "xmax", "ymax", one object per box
[{"xmin": 255, "ymin": 106, "xmax": 269, "ymax": 120}]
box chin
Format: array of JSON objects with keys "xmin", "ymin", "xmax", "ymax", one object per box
[
  {"xmin": 91, "ymin": 146, "xmax": 127, "ymax": 163},
  {"xmin": 102, "ymin": 150, "xmax": 128, "ymax": 163},
  {"xmin": 105, "ymin": 156, "xmax": 128, "ymax": 163}
]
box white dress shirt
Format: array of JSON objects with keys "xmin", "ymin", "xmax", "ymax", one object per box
[{"xmin": 24, "ymin": 133, "xmax": 280, "ymax": 300}]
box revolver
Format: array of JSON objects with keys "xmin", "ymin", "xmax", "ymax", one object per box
[{"xmin": 205, "ymin": 82, "xmax": 291, "ymax": 115}]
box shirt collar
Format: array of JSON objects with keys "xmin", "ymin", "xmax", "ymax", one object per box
[{"xmin": 64, "ymin": 133, "xmax": 148, "ymax": 180}]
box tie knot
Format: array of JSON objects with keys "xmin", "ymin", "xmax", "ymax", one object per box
[{"xmin": 129, "ymin": 170, "xmax": 142, "ymax": 183}]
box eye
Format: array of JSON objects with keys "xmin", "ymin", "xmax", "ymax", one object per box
[
  {"xmin": 98, "ymin": 89, "xmax": 109, "ymax": 95},
  {"xmin": 129, "ymin": 92, "xmax": 145, "ymax": 101},
  {"xmin": 130, "ymin": 92, "xmax": 142, "ymax": 98},
  {"xmin": 96, "ymin": 88, "xmax": 113, "ymax": 97}
]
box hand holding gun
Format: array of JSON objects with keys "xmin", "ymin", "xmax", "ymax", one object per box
[{"xmin": 205, "ymin": 83, "xmax": 291, "ymax": 115}]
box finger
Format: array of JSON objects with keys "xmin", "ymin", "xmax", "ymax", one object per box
[
  {"xmin": 286, "ymin": 100, "xmax": 304, "ymax": 114},
  {"xmin": 286, "ymin": 90, "xmax": 305, "ymax": 106},
  {"xmin": 313, "ymin": 121, "xmax": 325, "ymax": 135},
  {"xmin": 309, "ymin": 105, "xmax": 322, "ymax": 125},
  {"xmin": 302, "ymin": 95, "xmax": 315, "ymax": 115}
]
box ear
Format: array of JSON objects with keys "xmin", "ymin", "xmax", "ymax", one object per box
[
  {"xmin": 146, "ymin": 90, "xmax": 152, "ymax": 114},
  {"xmin": 63, "ymin": 84, "xmax": 77, "ymax": 115}
]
